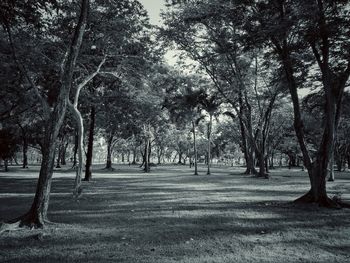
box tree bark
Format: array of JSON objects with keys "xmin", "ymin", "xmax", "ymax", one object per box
[
  {"xmin": 72, "ymin": 132, "xmax": 78, "ymax": 168},
  {"xmin": 84, "ymin": 106, "xmax": 95, "ymax": 181},
  {"xmin": 192, "ymin": 120, "xmax": 198, "ymax": 175},
  {"xmin": 207, "ymin": 114, "xmax": 212, "ymax": 175},
  {"xmin": 4, "ymin": 159, "xmax": 9, "ymax": 172},
  {"xmin": 144, "ymin": 139, "xmax": 150, "ymax": 172},
  {"xmin": 106, "ymin": 137, "xmax": 113, "ymax": 169},
  {"xmin": 22, "ymin": 136, "xmax": 28, "ymax": 168},
  {"xmin": 68, "ymin": 103, "xmax": 84, "ymax": 196},
  {"xmin": 61, "ymin": 140, "xmax": 68, "ymax": 165}
]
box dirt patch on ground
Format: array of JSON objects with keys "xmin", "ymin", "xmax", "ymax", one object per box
[{"xmin": 0, "ymin": 165, "xmax": 350, "ymax": 262}]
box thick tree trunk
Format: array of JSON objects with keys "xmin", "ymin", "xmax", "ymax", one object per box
[
  {"xmin": 106, "ymin": 139, "xmax": 113, "ymax": 170},
  {"xmin": 132, "ymin": 149, "xmax": 137, "ymax": 164},
  {"xmin": 192, "ymin": 121, "xmax": 198, "ymax": 175},
  {"xmin": 84, "ymin": 106, "xmax": 95, "ymax": 181},
  {"xmin": 244, "ymin": 144, "xmax": 256, "ymax": 174},
  {"xmin": 16, "ymin": 99, "xmax": 68, "ymax": 227},
  {"xmin": 178, "ymin": 152, "xmax": 183, "ymax": 164},
  {"xmin": 257, "ymin": 152, "xmax": 266, "ymax": 178}
]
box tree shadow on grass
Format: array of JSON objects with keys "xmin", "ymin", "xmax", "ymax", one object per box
[{"xmin": 1, "ymin": 167, "xmax": 350, "ymax": 263}]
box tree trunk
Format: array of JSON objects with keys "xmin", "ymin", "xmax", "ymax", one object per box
[
  {"xmin": 4, "ymin": 159, "xmax": 9, "ymax": 172},
  {"xmin": 69, "ymin": 103, "xmax": 84, "ymax": 196},
  {"xmin": 328, "ymin": 150, "xmax": 335, "ymax": 182},
  {"xmin": 132, "ymin": 148, "xmax": 137, "ymax": 164},
  {"xmin": 106, "ymin": 138, "xmax": 113, "ymax": 170},
  {"xmin": 72, "ymin": 132, "xmax": 78, "ymax": 168},
  {"xmin": 22, "ymin": 136, "xmax": 28, "ymax": 168},
  {"xmin": 144, "ymin": 139, "xmax": 150, "ymax": 172},
  {"xmin": 5, "ymin": 0, "xmax": 88, "ymax": 227},
  {"xmin": 207, "ymin": 114, "xmax": 212, "ymax": 175},
  {"xmin": 61, "ymin": 140, "xmax": 68, "ymax": 165},
  {"xmin": 192, "ymin": 121, "xmax": 198, "ymax": 175},
  {"xmin": 16, "ymin": 99, "xmax": 69, "ymax": 227},
  {"xmin": 257, "ymin": 152, "xmax": 266, "ymax": 178},
  {"xmin": 178, "ymin": 152, "xmax": 183, "ymax": 164},
  {"xmin": 56, "ymin": 143, "xmax": 61, "ymax": 168},
  {"xmin": 84, "ymin": 106, "xmax": 95, "ymax": 181},
  {"xmin": 269, "ymin": 152, "xmax": 274, "ymax": 169}
]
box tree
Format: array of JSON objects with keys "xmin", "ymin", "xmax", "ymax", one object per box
[
  {"xmin": 163, "ymin": 73, "xmax": 206, "ymax": 175},
  {"xmin": 248, "ymin": 0, "xmax": 350, "ymax": 207},
  {"xmin": 1, "ymin": 0, "xmax": 90, "ymax": 228}
]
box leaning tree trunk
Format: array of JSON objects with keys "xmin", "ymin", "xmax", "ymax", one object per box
[
  {"xmin": 10, "ymin": 0, "xmax": 89, "ymax": 228},
  {"xmin": 68, "ymin": 103, "xmax": 84, "ymax": 197},
  {"xmin": 15, "ymin": 97, "xmax": 69, "ymax": 227},
  {"xmin": 84, "ymin": 106, "xmax": 95, "ymax": 181},
  {"xmin": 192, "ymin": 120, "xmax": 198, "ymax": 175}
]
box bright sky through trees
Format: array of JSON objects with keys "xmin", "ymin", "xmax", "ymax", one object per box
[{"xmin": 138, "ymin": 0, "xmax": 165, "ymax": 25}]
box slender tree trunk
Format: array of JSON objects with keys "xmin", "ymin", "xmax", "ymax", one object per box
[
  {"xmin": 69, "ymin": 104, "xmax": 84, "ymax": 196},
  {"xmin": 22, "ymin": 136, "xmax": 28, "ymax": 168},
  {"xmin": 192, "ymin": 121, "xmax": 198, "ymax": 175},
  {"xmin": 328, "ymin": 152, "xmax": 335, "ymax": 182},
  {"xmin": 270, "ymin": 152, "xmax": 274, "ymax": 169},
  {"xmin": 61, "ymin": 140, "xmax": 68, "ymax": 165},
  {"xmin": 56, "ymin": 142, "xmax": 62, "ymax": 168},
  {"xmin": 72, "ymin": 132, "xmax": 78, "ymax": 168},
  {"xmin": 207, "ymin": 114, "xmax": 212, "ymax": 175},
  {"xmin": 144, "ymin": 139, "xmax": 150, "ymax": 172},
  {"xmin": 127, "ymin": 150, "xmax": 130, "ymax": 163},
  {"xmin": 4, "ymin": 159, "xmax": 9, "ymax": 172},
  {"xmin": 84, "ymin": 106, "xmax": 95, "ymax": 181}
]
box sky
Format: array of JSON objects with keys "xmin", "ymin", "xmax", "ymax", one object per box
[
  {"xmin": 138, "ymin": 0, "xmax": 166, "ymax": 26},
  {"xmin": 139, "ymin": 0, "xmax": 183, "ymax": 66}
]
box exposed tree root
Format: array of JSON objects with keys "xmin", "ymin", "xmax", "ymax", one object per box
[
  {"xmin": 293, "ymin": 190, "xmax": 347, "ymax": 209},
  {"xmin": 0, "ymin": 221, "xmax": 21, "ymax": 234}
]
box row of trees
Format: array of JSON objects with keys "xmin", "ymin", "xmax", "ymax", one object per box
[
  {"xmin": 160, "ymin": 0, "xmax": 350, "ymax": 207},
  {"xmin": 1, "ymin": 0, "xmax": 350, "ymax": 229}
]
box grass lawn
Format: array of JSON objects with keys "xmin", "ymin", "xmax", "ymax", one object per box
[{"xmin": 0, "ymin": 164, "xmax": 350, "ymax": 263}]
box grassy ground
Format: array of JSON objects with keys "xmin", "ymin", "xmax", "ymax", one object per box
[{"xmin": 0, "ymin": 164, "xmax": 350, "ymax": 263}]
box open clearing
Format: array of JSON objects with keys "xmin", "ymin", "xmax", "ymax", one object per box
[{"xmin": 1, "ymin": 165, "xmax": 350, "ymax": 263}]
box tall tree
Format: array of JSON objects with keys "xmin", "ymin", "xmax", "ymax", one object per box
[{"xmin": 1, "ymin": 0, "xmax": 90, "ymax": 228}]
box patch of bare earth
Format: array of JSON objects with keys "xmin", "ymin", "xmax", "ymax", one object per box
[{"xmin": 0, "ymin": 165, "xmax": 350, "ymax": 262}]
